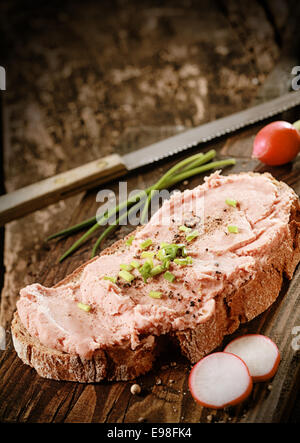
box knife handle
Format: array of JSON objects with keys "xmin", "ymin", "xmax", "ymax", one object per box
[{"xmin": 0, "ymin": 154, "xmax": 128, "ymax": 226}]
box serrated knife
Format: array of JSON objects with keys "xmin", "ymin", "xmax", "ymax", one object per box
[{"xmin": 1, "ymin": 90, "xmax": 300, "ymax": 226}]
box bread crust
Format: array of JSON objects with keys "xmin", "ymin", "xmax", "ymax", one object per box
[
  {"xmin": 11, "ymin": 174, "xmax": 300, "ymax": 382},
  {"xmin": 12, "ymin": 314, "xmax": 158, "ymax": 382}
]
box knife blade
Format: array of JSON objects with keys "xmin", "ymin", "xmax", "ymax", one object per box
[
  {"xmin": 123, "ymin": 90, "xmax": 300, "ymax": 170},
  {"xmin": 1, "ymin": 90, "xmax": 300, "ymax": 226}
]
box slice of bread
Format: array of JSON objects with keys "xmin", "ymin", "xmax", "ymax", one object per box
[{"xmin": 11, "ymin": 173, "xmax": 300, "ymax": 382}]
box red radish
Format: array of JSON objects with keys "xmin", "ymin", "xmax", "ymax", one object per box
[
  {"xmin": 252, "ymin": 121, "xmax": 300, "ymax": 166},
  {"xmin": 188, "ymin": 352, "xmax": 252, "ymax": 409},
  {"xmin": 224, "ymin": 334, "xmax": 280, "ymax": 382}
]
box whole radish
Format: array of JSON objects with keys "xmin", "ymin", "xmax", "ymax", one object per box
[{"xmin": 252, "ymin": 120, "xmax": 300, "ymax": 166}]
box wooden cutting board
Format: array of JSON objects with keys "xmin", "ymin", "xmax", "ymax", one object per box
[{"xmin": 0, "ymin": 113, "xmax": 299, "ymax": 423}]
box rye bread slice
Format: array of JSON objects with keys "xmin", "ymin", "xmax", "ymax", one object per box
[{"xmin": 11, "ymin": 173, "xmax": 300, "ymax": 382}]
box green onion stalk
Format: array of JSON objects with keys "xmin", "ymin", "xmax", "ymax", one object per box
[{"xmin": 48, "ymin": 150, "xmax": 236, "ymax": 261}]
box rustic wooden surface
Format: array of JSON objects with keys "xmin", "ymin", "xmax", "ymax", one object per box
[{"xmin": 0, "ymin": 0, "xmax": 299, "ymax": 423}]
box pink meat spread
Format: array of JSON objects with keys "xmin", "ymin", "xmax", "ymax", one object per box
[{"xmin": 17, "ymin": 172, "xmax": 295, "ymax": 358}]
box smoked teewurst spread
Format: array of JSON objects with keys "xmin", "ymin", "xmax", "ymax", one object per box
[{"xmin": 17, "ymin": 172, "xmax": 298, "ymax": 359}]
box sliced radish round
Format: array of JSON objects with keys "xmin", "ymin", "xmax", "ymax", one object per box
[
  {"xmin": 188, "ymin": 352, "xmax": 252, "ymax": 409},
  {"xmin": 224, "ymin": 334, "xmax": 280, "ymax": 382}
]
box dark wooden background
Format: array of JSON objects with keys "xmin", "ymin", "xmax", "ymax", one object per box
[{"xmin": 0, "ymin": 0, "xmax": 299, "ymax": 423}]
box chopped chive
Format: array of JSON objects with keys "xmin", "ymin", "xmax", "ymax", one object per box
[
  {"xmin": 77, "ymin": 302, "xmax": 91, "ymax": 312},
  {"xmin": 156, "ymin": 249, "xmax": 166, "ymax": 261},
  {"xmin": 126, "ymin": 235, "xmax": 135, "ymax": 246},
  {"xmin": 140, "ymin": 239, "xmax": 153, "ymax": 250},
  {"xmin": 186, "ymin": 230, "xmax": 199, "ymax": 242},
  {"xmin": 145, "ymin": 258, "xmax": 154, "ymax": 267},
  {"xmin": 103, "ymin": 276, "xmax": 117, "ymax": 284},
  {"xmin": 130, "ymin": 260, "xmax": 141, "ymax": 269},
  {"xmin": 139, "ymin": 261, "xmax": 153, "ymax": 283},
  {"xmin": 150, "ymin": 265, "xmax": 165, "ymax": 276},
  {"xmin": 181, "ymin": 246, "xmax": 188, "ymax": 257},
  {"xmin": 141, "ymin": 251, "xmax": 155, "ymax": 259},
  {"xmin": 174, "ymin": 257, "xmax": 193, "ymax": 266},
  {"xmin": 158, "ymin": 244, "xmax": 179, "ymax": 261},
  {"xmin": 162, "ymin": 259, "xmax": 171, "ymax": 269},
  {"xmin": 163, "ymin": 259, "xmax": 170, "ymax": 269},
  {"xmin": 120, "ymin": 263, "xmax": 133, "ymax": 271},
  {"xmin": 225, "ymin": 198, "xmax": 237, "ymax": 208},
  {"xmin": 227, "ymin": 225, "xmax": 239, "ymax": 234},
  {"xmin": 148, "ymin": 291, "xmax": 162, "ymax": 299},
  {"xmin": 164, "ymin": 271, "xmax": 175, "ymax": 283},
  {"xmin": 179, "ymin": 225, "xmax": 191, "ymax": 232},
  {"xmin": 118, "ymin": 270, "xmax": 135, "ymax": 282}
]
